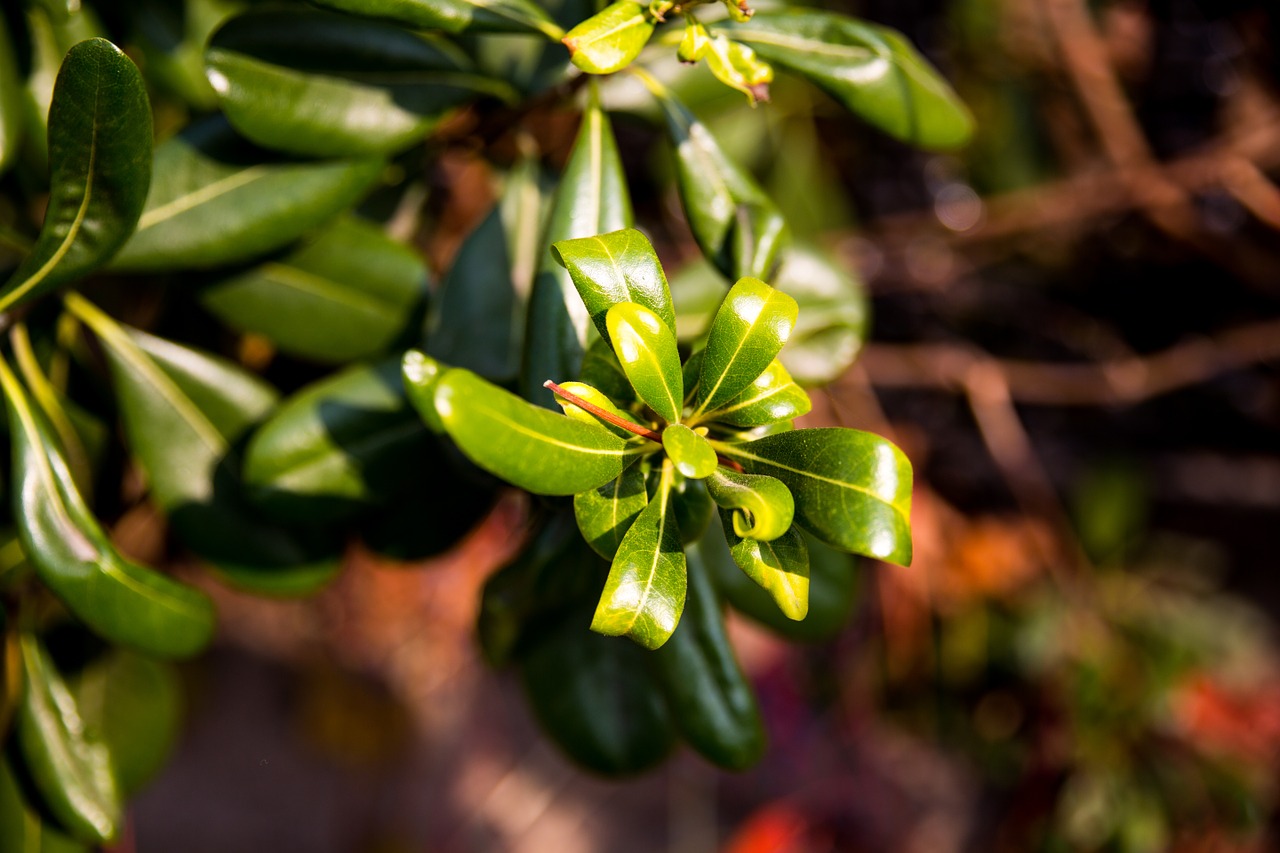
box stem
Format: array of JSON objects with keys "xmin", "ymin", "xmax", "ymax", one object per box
[{"xmin": 544, "ymin": 380, "xmax": 663, "ymax": 442}]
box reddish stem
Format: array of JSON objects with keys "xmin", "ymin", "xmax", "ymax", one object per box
[{"xmin": 544, "ymin": 380, "xmax": 663, "ymax": 442}]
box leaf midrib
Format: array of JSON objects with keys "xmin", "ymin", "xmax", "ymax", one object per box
[{"xmin": 717, "ymin": 442, "xmax": 909, "ymax": 520}]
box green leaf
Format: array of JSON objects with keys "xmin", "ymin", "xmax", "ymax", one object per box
[
  {"xmin": 723, "ymin": 10, "xmax": 974, "ymax": 150},
  {"xmin": 0, "ymin": 360, "xmax": 216, "ymax": 658},
  {"xmin": 427, "ymin": 154, "xmax": 545, "ymax": 383},
  {"xmin": 574, "ymin": 464, "xmax": 648, "ymax": 559},
  {"xmin": 310, "ymin": 0, "xmax": 562, "ymax": 37},
  {"xmin": 708, "ymin": 359, "xmax": 810, "ymax": 427},
  {"xmin": 0, "ymin": 14, "xmax": 23, "ymax": 177},
  {"xmin": 656, "ymin": 90, "xmax": 788, "ymax": 281},
  {"xmin": 693, "ymin": 277, "xmax": 797, "ymax": 419},
  {"xmin": 717, "ymin": 427, "xmax": 913, "ymax": 565},
  {"xmin": 725, "ymin": 524, "xmax": 809, "ymax": 621},
  {"xmin": 551, "ymin": 228, "xmax": 676, "ymax": 344},
  {"xmin": 71, "ymin": 650, "xmax": 180, "ymax": 797},
  {"xmin": 206, "ymin": 9, "xmax": 513, "ymax": 158},
  {"xmin": 553, "ymin": 380, "xmax": 648, "ymax": 439},
  {"xmin": 0, "ymin": 39, "xmax": 151, "ymax": 313},
  {"xmin": 651, "ymin": 545, "xmax": 765, "ymax": 769},
  {"xmin": 562, "ymin": 1, "xmax": 654, "ymax": 75},
  {"xmin": 17, "ymin": 7, "xmax": 105, "ymax": 177},
  {"xmin": 430, "ymin": 366, "xmax": 636, "ymax": 495},
  {"xmin": 662, "ymin": 423, "xmax": 716, "ymax": 479},
  {"xmin": 243, "ymin": 357, "xmax": 432, "ymax": 522},
  {"xmin": 591, "ymin": 460, "xmax": 686, "ymax": 649},
  {"xmin": 523, "ymin": 91, "xmax": 632, "ymax": 406},
  {"xmin": 773, "ymin": 245, "xmax": 867, "ymax": 385},
  {"xmin": 201, "ymin": 216, "xmax": 428, "ymax": 364},
  {"xmin": 15, "ymin": 634, "xmax": 120, "ymax": 844},
  {"xmin": 705, "ymin": 468, "xmax": 793, "ymax": 541},
  {"xmin": 704, "ymin": 34, "xmax": 773, "ymax": 105},
  {"xmin": 678, "ymin": 19, "xmax": 711, "ymax": 63},
  {"xmin": 1, "ymin": 755, "xmax": 89, "ymax": 853},
  {"xmin": 671, "ymin": 475, "xmax": 714, "ymax": 544},
  {"xmin": 605, "ymin": 302, "xmax": 682, "ymax": 424},
  {"xmin": 578, "ymin": 336, "xmax": 635, "ymax": 404},
  {"xmin": 67, "ymin": 296, "xmax": 340, "ymax": 597},
  {"xmin": 129, "ymin": 0, "xmax": 242, "ymax": 111},
  {"xmin": 112, "ymin": 116, "xmax": 383, "ymax": 272},
  {"xmin": 402, "ymin": 349, "xmax": 446, "ymax": 434}
]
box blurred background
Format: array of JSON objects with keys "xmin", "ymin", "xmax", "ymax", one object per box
[{"xmin": 117, "ymin": 0, "xmax": 1280, "ymax": 850}]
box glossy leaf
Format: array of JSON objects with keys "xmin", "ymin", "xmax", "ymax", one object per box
[
  {"xmin": 0, "ymin": 14, "xmax": 22, "ymax": 176},
  {"xmin": 709, "ymin": 359, "xmax": 810, "ymax": 427},
  {"xmin": 16, "ymin": 634, "xmax": 120, "ymax": 844},
  {"xmin": 129, "ymin": 0, "xmax": 242, "ymax": 111},
  {"xmin": 662, "ymin": 423, "xmax": 716, "ymax": 479},
  {"xmin": 726, "ymin": 524, "xmax": 809, "ymax": 621},
  {"xmin": 0, "ymin": 360, "xmax": 216, "ymax": 658},
  {"xmin": 551, "ymin": 228, "xmax": 676, "ymax": 343},
  {"xmin": 592, "ymin": 460, "xmax": 686, "ymax": 649},
  {"xmin": 562, "ymin": 1, "xmax": 654, "ymax": 75},
  {"xmin": 554, "ymin": 380, "xmax": 648, "ymax": 439},
  {"xmin": 431, "ymin": 367, "xmax": 635, "ymax": 495},
  {"xmin": 201, "ymin": 216, "xmax": 428, "ymax": 364},
  {"xmin": 724, "ymin": 10, "xmax": 974, "ymax": 149},
  {"xmin": 310, "ymin": 0, "xmax": 562, "ymax": 37},
  {"xmin": 67, "ymin": 297, "xmax": 341, "ymax": 597},
  {"xmin": 428, "ymin": 155, "xmax": 545, "ymax": 382},
  {"xmin": 705, "ymin": 468, "xmax": 793, "ymax": 541},
  {"xmin": 657, "ymin": 91, "xmax": 788, "ymax": 281},
  {"xmin": 523, "ymin": 91, "xmax": 632, "ymax": 406},
  {"xmin": 244, "ymin": 357, "xmax": 432, "ymax": 522},
  {"xmin": 671, "ymin": 475, "xmax": 714, "ymax": 545},
  {"xmin": 704, "ymin": 34, "xmax": 773, "ymax": 105},
  {"xmin": 113, "ymin": 117, "xmax": 383, "ymax": 272},
  {"xmin": 717, "ymin": 428, "xmax": 913, "ymax": 565},
  {"xmin": 18, "ymin": 6, "xmax": 104, "ymax": 176},
  {"xmin": 402, "ymin": 350, "xmax": 446, "ymax": 434},
  {"xmin": 575, "ymin": 463, "xmax": 648, "ymax": 559},
  {"xmin": 578, "ymin": 336, "xmax": 635, "ymax": 404},
  {"xmin": 606, "ymin": 302, "xmax": 682, "ymax": 424},
  {"xmin": 773, "ymin": 245, "xmax": 867, "ymax": 385},
  {"xmin": 651, "ymin": 545, "xmax": 765, "ymax": 769},
  {"xmin": 678, "ymin": 20, "xmax": 711, "ymax": 63},
  {"xmin": 2, "ymin": 755, "xmax": 89, "ymax": 853},
  {"xmin": 207, "ymin": 9, "xmax": 513, "ymax": 158},
  {"xmin": 693, "ymin": 277, "xmax": 797, "ymax": 418},
  {"xmin": 0, "ymin": 39, "xmax": 151, "ymax": 313}
]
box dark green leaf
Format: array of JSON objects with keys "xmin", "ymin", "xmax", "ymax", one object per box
[
  {"xmin": 651, "ymin": 545, "xmax": 765, "ymax": 769},
  {"xmin": 15, "ymin": 634, "xmax": 119, "ymax": 844},
  {"xmin": 662, "ymin": 423, "xmax": 716, "ymax": 479},
  {"xmin": 359, "ymin": 470, "xmax": 494, "ymax": 561},
  {"xmin": 725, "ymin": 524, "xmax": 808, "ymax": 621},
  {"xmin": 0, "ymin": 39, "xmax": 151, "ymax": 313},
  {"xmin": 562, "ymin": 1, "xmax": 654, "ymax": 75},
  {"xmin": 705, "ymin": 468, "xmax": 793, "ymax": 541},
  {"xmin": 574, "ymin": 463, "xmax": 647, "ymax": 559},
  {"xmin": 310, "ymin": 0, "xmax": 562, "ymax": 37},
  {"xmin": 0, "ymin": 14, "xmax": 22, "ymax": 177},
  {"xmin": 129, "ymin": 0, "xmax": 242, "ymax": 111},
  {"xmin": 18, "ymin": 8, "xmax": 106, "ymax": 178},
  {"xmin": 1, "ymin": 755, "xmax": 89, "ymax": 853},
  {"xmin": 578, "ymin": 336, "xmax": 635, "ymax": 404},
  {"xmin": 773, "ymin": 245, "xmax": 867, "ymax": 385},
  {"xmin": 692, "ymin": 277, "xmax": 797, "ymax": 419},
  {"xmin": 243, "ymin": 357, "xmax": 432, "ymax": 522},
  {"xmin": 717, "ymin": 427, "xmax": 913, "ymax": 565},
  {"xmin": 656, "ymin": 90, "xmax": 788, "ymax": 281},
  {"xmin": 523, "ymin": 91, "xmax": 632, "ymax": 405},
  {"xmin": 723, "ymin": 10, "xmax": 974, "ymax": 149},
  {"xmin": 431, "ymin": 366, "xmax": 637, "ymax": 495},
  {"xmin": 671, "ymin": 475, "xmax": 714, "ymax": 545},
  {"xmin": 201, "ymin": 216, "xmax": 428, "ymax": 364},
  {"xmin": 551, "ymin": 228, "xmax": 676, "ymax": 343},
  {"xmin": 592, "ymin": 460, "xmax": 686, "ymax": 648},
  {"xmin": 605, "ymin": 302, "xmax": 682, "ymax": 424},
  {"xmin": 428, "ymin": 155, "xmax": 545, "ymax": 382},
  {"xmin": 206, "ymin": 9, "xmax": 514, "ymax": 158},
  {"xmin": 708, "ymin": 359, "xmax": 810, "ymax": 427},
  {"xmin": 112, "ymin": 117, "xmax": 383, "ymax": 272},
  {"xmin": 0, "ymin": 360, "xmax": 216, "ymax": 658}
]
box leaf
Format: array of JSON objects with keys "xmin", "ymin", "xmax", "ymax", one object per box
[
  {"xmin": 243, "ymin": 357, "xmax": 433, "ymax": 522},
  {"xmin": 551, "ymin": 228, "xmax": 676, "ymax": 344},
  {"xmin": 0, "ymin": 39, "xmax": 151, "ymax": 313},
  {"xmin": 772, "ymin": 245, "xmax": 867, "ymax": 385},
  {"xmin": 662, "ymin": 423, "xmax": 716, "ymax": 479},
  {"xmin": 671, "ymin": 475, "xmax": 714, "ymax": 544},
  {"xmin": 522, "ymin": 90, "xmax": 632, "ymax": 406},
  {"xmin": 651, "ymin": 545, "xmax": 765, "ymax": 769},
  {"xmin": 708, "ymin": 359, "xmax": 810, "ymax": 427},
  {"xmin": 430, "ymin": 366, "xmax": 636, "ymax": 495},
  {"xmin": 427, "ymin": 154, "xmax": 546, "ymax": 382},
  {"xmin": 553, "ymin": 380, "xmax": 647, "ymax": 439},
  {"xmin": 67, "ymin": 296, "xmax": 341, "ymax": 597},
  {"xmin": 562, "ymin": 1, "xmax": 654, "ymax": 75},
  {"xmin": 359, "ymin": 471, "xmax": 494, "ymax": 561},
  {"xmin": 591, "ymin": 460, "xmax": 686, "ymax": 649},
  {"xmin": 692, "ymin": 277, "xmax": 797, "ymax": 419},
  {"xmin": 717, "ymin": 428, "xmax": 913, "ymax": 565},
  {"xmin": 0, "ymin": 13, "xmax": 23, "ymax": 177},
  {"xmin": 605, "ymin": 302, "xmax": 682, "ymax": 424},
  {"xmin": 0, "ymin": 359, "xmax": 216, "ymax": 658},
  {"xmin": 725, "ymin": 524, "xmax": 809, "ymax": 621},
  {"xmin": 201, "ymin": 216, "xmax": 428, "ymax": 364},
  {"xmin": 206, "ymin": 9, "xmax": 514, "ymax": 158},
  {"xmin": 112, "ymin": 116, "xmax": 383, "ymax": 272},
  {"xmin": 704, "ymin": 34, "xmax": 773, "ymax": 105},
  {"xmin": 402, "ymin": 349, "xmax": 446, "ymax": 434},
  {"xmin": 2, "ymin": 755, "xmax": 89, "ymax": 853},
  {"xmin": 71, "ymin": 650, "xmax": 180, "ymax": 796},
  {"xmin": 705, "ymin": 468, "xmax": 793, "ymax": 541},
  {"xmin": 310, "ymin": 0, "xmax": 562, "ymax": 37},
  {"xmin": 574, "ymin": 463, "xmax": 648, "ymax": 559},
  {"xmin": 578, "ymin": 336, "xmax": 635, "ymax": 404},
  {"xmin": 15, "ymin": 634, "xmax": 120, "ymax": 844},
  {"xmin": 723, "ymin": 10, "xmax": 974, "ymax": 150},
  {"xmin": 128, "ymin": 0, "xmax": 242, "ymax": 111},
  {"xmin": 656, "ymin": 90, "xmax": 788, "ymax": 281}
]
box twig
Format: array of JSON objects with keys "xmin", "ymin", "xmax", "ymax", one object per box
[{"xmin": 544, "ymin": 379, "xmax": 663, "ymax": 441}]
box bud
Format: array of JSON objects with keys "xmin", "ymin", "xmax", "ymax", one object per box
[{"xmin": 562, "ymin": 1, "xmax": 655, "ymax": 75}]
